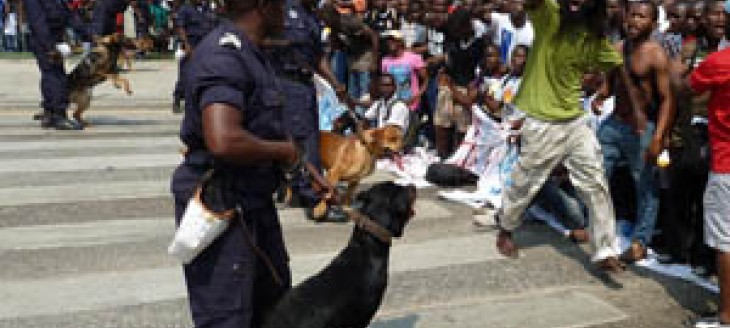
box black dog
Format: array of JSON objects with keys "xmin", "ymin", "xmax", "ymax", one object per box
[{"xmin": 262, "ymin": 182, "xmax": 417, "ymax": 328}]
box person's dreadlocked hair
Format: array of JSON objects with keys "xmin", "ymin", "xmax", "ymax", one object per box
[
  {"xmin": 444, "ymin": 8, "xmax": 473, "ymax": 40},
  {"xmin": 558, "ymin": 0, "xmax": 609, "ymax": 39}
]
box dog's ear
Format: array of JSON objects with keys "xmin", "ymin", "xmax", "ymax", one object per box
[{"xmin": 363, "ymin": 129, "xmax": 383, "ymax": 149}]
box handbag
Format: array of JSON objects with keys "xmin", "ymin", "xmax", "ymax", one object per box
[{"xmin": 168, "ymin": 170, "xmax": 236, "ymax": 264}]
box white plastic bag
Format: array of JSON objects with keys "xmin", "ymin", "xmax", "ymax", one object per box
[{"xmin": 168, "ymin": 188, "xmax": 235, "ymax": 264}]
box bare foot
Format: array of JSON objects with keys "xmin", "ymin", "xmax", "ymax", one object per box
[
  {"xmin": 568, "ymin": 229, "xmax": 589, "ymax": 244},
  {"xmin": 620, "ymin": 241, "xmax": 647, "ymax": 263},
  {"xmin": 598, "ymin": 257, "xmax": 626, "ymax": 274},
  {"xmin": 496, "ymin": 230, "xmax": 519, "ymax": 259}
]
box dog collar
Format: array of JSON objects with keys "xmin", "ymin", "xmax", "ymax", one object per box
[{"xmin": 343, "ymin": 207, "xmax": 393, "ymax": 245}]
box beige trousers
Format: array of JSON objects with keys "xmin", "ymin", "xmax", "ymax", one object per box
[{"xmin": 499, "ymin": 116, "xmax": 618, "ymax": 261}]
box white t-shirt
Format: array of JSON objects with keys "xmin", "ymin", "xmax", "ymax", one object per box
[
  {"xmin": 427, "ymin": 28, "xmax": 445, "ymax": 56},
  {"xmin": 491, "ymin": 13, "xmax": 534, "ymax": 63},
  {"xmin": 4, "ymin": 12, "xmax": 17, "ymax": 36},
  {"xmin": 364, "ymin": 98, "xmax": 410, "ymax": 132},
  {"xmin": 657, "ymin": 6, "xmax": 670, "ymax": 33},
  {"xmin": 720, "ymin": 37, "xmax": 730, "ymax": 51}
]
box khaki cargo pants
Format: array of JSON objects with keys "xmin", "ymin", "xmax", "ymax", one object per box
[{"xmin": 499, "ymin": 115, "xmax": 618, "ymax": 261}]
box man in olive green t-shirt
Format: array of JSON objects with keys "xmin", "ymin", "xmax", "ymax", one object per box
[{"xmin": 496, "ymin": 0, "xmax": 625, "ymax": 272}]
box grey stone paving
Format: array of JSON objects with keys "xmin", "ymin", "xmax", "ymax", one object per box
[{"xmin": 0, "ymin": 59, "xmax": 717, "ymax": 328}]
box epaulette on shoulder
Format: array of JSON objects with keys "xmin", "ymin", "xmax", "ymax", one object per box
[{"xmin": 219, "ymin": 32, "xmax": 242, "ymax": 50}]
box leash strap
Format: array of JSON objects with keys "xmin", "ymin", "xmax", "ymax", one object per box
[
  {"xmin": 235, "ymin": 206, "xmax": 285, "ymax": 288},
  {"xmin": 343, "ymin": 207, "xmax": 393, "ymax": 244}
]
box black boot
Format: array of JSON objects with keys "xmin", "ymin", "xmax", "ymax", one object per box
[
  {"xmin": 41, "ymin": 114, "xmax": 83, "ymax": 130},
  {"xmin": 172, "ymin": 97, "xmax": 183, "ymax": 114}
]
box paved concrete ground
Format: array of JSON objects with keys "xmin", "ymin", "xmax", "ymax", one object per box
[{"xmin": 0, "ymin": 59, "xmax": 719, "ymax": 328}]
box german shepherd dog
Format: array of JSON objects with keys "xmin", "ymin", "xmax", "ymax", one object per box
[
  {"xmin": 34, "ymin": 34, "xmax": 132, "ymax": 127},
  {"xmin": 119, "ymin": 35, "xmax": 155, "ymax": 71}
]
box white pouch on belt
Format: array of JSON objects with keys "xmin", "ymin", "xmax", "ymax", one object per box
[{"xmin": 168, "ymin": 171, "xmax": 236, "ymax": 264}]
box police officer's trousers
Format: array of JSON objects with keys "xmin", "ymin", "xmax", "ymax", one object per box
[
  {"xmin": 173, "ymin": 165, "xmax": 291, "ymax": 328},
  {"xmin": 280, "ymin": 78, "xmax": 322, "ymax": 207},
  {"xmin": 174, "ymin": 56, "xmax": 190, "ymax": 101},
  {"xmin": 174, "ymin": 37, "xmax": 203, "ymax": 101},
  {"xmin": 30, "ymin": 38, "xmax": 69, "ymax": 116}
]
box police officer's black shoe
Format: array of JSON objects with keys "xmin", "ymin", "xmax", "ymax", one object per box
[
  {"xmin": 41, "ymin": 115, "xmax": 84, "ymax": 131},
  {"xmin": 287, "ymin": 193, "xmax": 307, "ymax": 209},
  {"xmin": 172, "ymin": 98, "xmax": 183, "ymax": 114}
]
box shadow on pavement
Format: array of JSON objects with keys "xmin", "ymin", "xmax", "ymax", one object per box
[{"xmin": 371, "ymin": 314, "xmax": 419, "ymax": 328}]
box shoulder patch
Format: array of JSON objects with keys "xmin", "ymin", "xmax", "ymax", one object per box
[{"xmin": 219, "ymin": 33, "xmax": 242, "ymax": 50}]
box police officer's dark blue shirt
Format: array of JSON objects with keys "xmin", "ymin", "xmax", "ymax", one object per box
[
  {"xmin": 180, "ymin": 21, "xmax": 285, "ymax": 204},
  {"xmin": 105, "ymin": 0, "xmax": 129, "ymax": 14},
  {"xmin": 176, "ymin": 4, "xmax": 216, "ymax": 47},
  {"xmin": 269, "ymin": 0, "xmax": 323, "ymax": 76}
]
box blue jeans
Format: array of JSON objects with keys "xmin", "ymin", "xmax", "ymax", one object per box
[
  {"xmin": 330, "ymin": 51, "xmax": 349, "ymax": 86},
  {"xmin": 3, "ymin": 34, "xmax": 18, "ymax": 52},
  {"xmin": 598, "ymin": 116, "xmax": 659, "ymax": 246},
  {"xmin": 535, "ymin": 179, "xmax": 587, "ymax": 229},
  {"xmin": 348, "ymin": 70, "xmax": 370, "ymax": 101}
]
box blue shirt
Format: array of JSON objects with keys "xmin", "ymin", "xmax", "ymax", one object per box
[
  {"xmin": 180, "ymin": 21, "xmax": 286, "ymax": 201},
  {"xmin": 176, "ymin": 4, "xmax": 215, "ymax": 45},
  {"xmin": 269, "ymin": 0, "xmax": 323, "ymax": 75}
]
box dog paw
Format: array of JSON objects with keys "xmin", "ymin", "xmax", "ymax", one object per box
[{"xmin": 310, "ymin": 202, "xmax": 328, "ymax": 221}]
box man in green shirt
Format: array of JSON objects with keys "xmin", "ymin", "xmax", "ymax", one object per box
[{"xmin": 496, "ymin": 0, "xmax": 625, "ymax": 272}]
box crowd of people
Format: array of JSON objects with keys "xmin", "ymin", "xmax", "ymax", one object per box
[
  {"xmin": 324, "ymin": 0, "xmax": 725, "ymax": 271},
  {"xmin": 267, "ymin": 0, "xmax": 729, "ymax": 326}
]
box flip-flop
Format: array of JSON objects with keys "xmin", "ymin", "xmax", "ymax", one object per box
[{"xmin": 691, "ymin": 316, "xmax": 730, "ymax": 328}]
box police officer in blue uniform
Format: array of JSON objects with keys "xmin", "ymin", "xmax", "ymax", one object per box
[
  {"xmin": 24, "ymin": 0, "xmax": 84, "ymax": 130},
  {"xmin": 269, "ymin": 0, "xmax": 345, "ymax": 212},
  {"xmin": 170, "ymin": 0, "xmax": 295, "ymax": 326},
  {"xmin": 133, "ymin": 0, "xmax": 152, "ymax": 38},
  {"xmin": 172, "ymin": 0, "xmax": 217, "ymax": 113}
]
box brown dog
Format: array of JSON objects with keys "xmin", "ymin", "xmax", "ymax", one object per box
[
  {"xmin": 119, "ymin": 36, "xmax": 154, "ymax": 71},
  {"xmin": 311, "ymin": 125, "xmax": 405, "ymax": 220}
]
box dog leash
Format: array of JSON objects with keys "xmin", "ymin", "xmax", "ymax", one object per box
[
  {"xmin": 235, "ymin": 205, "xmax": 286, "ymax": 288},
  {"xmin": 342, "ymin": 207, "xmax": 393, "ymax": 244}
]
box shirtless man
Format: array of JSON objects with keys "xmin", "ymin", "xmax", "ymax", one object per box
[{"xmin": 594, "ymin": 0, "xmax": 675, "ymax": 262}]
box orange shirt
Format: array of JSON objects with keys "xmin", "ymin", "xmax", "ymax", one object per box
[{"xmin": 336, "ymin": 0, "xmax": 368, "ymax": 14}]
